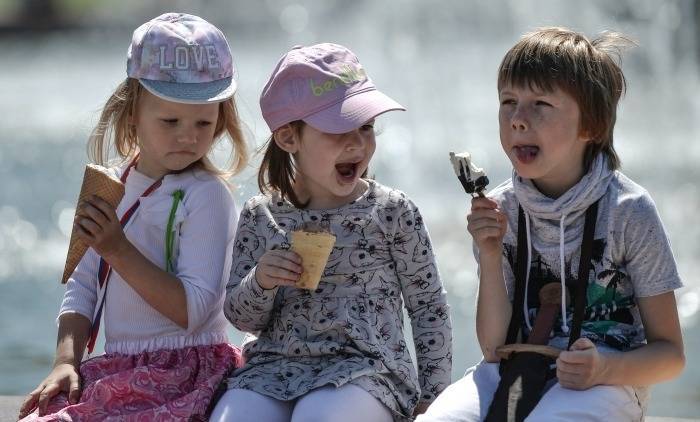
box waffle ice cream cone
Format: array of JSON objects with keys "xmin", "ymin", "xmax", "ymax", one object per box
[
  {"xmin": 290, "ymin": 230, "xmax": 336, "ymax": 290},
  {"xmin": 61, "ymin": 164, "xmax": 125, "ymax": 283}
]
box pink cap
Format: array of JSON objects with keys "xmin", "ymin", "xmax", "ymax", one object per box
[
  {"xmin": 260, "ymin": 43, "xmax": 405, "ymax": 134},
  {"xmin": 127, "ymin": 13, "xmax": 236, "ymax": 104}
]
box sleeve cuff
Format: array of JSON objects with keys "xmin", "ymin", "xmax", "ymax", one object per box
[{"xmin": 242, "ymin": 266, "xmax": 278, "ymax": 302}]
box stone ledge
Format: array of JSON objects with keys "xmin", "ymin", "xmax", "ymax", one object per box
[{"xmin": 0, "ymin": 396, "xmax": 697, "ymax": 421}]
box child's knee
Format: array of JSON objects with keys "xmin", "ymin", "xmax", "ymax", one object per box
[{"xmin": 526, "ymin": 384, "xmax": 643, "ymax": 421}]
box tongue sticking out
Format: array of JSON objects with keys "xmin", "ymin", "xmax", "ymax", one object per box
[
  {"xmin": 336, "ymin": 163, "xmax": 356, "ymax": 178},
  {"xmin": 515, "ymin": 146, "xmax": 539, "ymax": 164}
]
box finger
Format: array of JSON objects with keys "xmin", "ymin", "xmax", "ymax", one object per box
[
  {"xmin": 262, "ymin": 253, "xmax": 303, "ymax": 273},
  {"xmin": 556, "ymin": 360, "xmax": 583, "ymax": 376},
  {"xmin": 18, "ymin": 391, "xmax": 40, "ymax": 418},
  {"xmin": 467, "ymin": 208, "xmax": 502, "ymax": 222},
  {"xmin": 556, "ymin": 369, "xmax": 584, "ymax": 386},
  {"xmin": 74, "ymin": 223, "xmax": 96, "ymax": 243},
  {"xmin": 257, "ymin": 275, "xmax": 297, "ymax": 289},
  {"xmin": 469, "ymin": 214, "xmax": 508, "ymax": 233},
  {"xmin": 77, "ymin": 218, "xmax": 102, "ymax": 237},
  {"xmin": 37, "ymin": 383, "xmax": 60, "ymax": 415},
  {"xmin": 558, "ymin": 350, "xmax": 591, "ymax": 365},
  {"xmin": 468, "ymin": 217, "xmax": 504, "ymax": 232},
  {"xmin": 80, "ymin": 202, "xmax": 110, "ymax": 227},
  {"xmin": 262, "ymin": 266, "xmax": 301, "ymax": 282},
  {"xmin": 557, "ymin": 378, "xmax": 579, "ymax": 390},
  {"xmin": 471, "ymin": 227, "xmax": 505, "ymax": 241},
  {"xmin": 558, "ymin": 351, "xmax": 586, "ymax": 364},
  {"xmin": 68, "ymin": 374, "xmax": 81, "ymax": 404},
  {"xmin": 569, "ymin": 337, "xmax": 595, "ymax": 351},
  {"xmin": 270, "ymin": 249, "xmax": 302, "ymax": 265},
  {"xmin": 89, "ymin": 196, "xmax": 118, "ymax": 222},
  {"xmin": 273, "ymin": 278, "xmax": 298, "ymax": 287},
  {"xmin": 471, "ymin": 197, "xmax": 499, "ymax": 210}
]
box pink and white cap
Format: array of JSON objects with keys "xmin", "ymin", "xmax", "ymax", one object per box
[
  {"xmin": 260, "ymin": 43, "xmax": 405, "ymax": 134},
  {"xmin": 127, "ymin": 13, "xmax": 236, "ymax": 104}
]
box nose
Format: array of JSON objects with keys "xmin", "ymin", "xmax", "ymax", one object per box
[
  {"xmin": 344, "ymin": 129, "xmax": 365, "ymax": 150},
  {"xmin": 177, "ymin": 125, "xmax": 198, "ymax": 144},
  {"xmin": 510, "ymin": 106, "xmax": 529, "ymax": 132}
]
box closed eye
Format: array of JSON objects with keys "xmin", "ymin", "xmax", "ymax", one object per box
[
  {"xmin": 535, "ymin": 100, "xmax": 552, "ymax": 106},
  {"xmin": 161, "ymin": 118, "xmax": 178, "ymax": 125},
  {"xmin": 500, "ymin": 99, "xmax": 516, "ymax": 105},
  {"xmin": 197, "ymin": 120, "xmax": 213, "ymax": 127}
]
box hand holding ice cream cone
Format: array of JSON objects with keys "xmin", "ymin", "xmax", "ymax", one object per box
[
  {"xmin": 254, "ymin": 223, "xmax": 336, "ymax": 291},
  {"xmin": 61, "ymin": 164, "xmax": 125, "ymax": 283},
  {"xmin": 255, "ymin": 249, "xmax": 304, "ymax": 289}
]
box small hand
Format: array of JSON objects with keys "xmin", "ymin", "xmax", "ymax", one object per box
[
  {"xmin": 413, "ymin": 401, "xmax": 431, "ymax": 416},
  {"xmin": 466, "ymin": 197, "xmax": 507, "ymax": 257},
  {"xmin": 556, "ymin": 337, "xmax": 607, "ymax": 390},
  {"xmin": 255, "ymin": 249, "xmax": 303, "ymax": 290},
  {"xmin": 74, "ymin": 195, "xmax": 129, "ymax": 261},
  {"xmin": 18, "ymin": 363, "xmax": 81, "ymax": 418}
]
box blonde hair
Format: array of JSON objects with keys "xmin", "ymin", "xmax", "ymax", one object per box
[
  {"xmin": 88, "ymin": 77, "xmax": 248, "ymax": 178},
  {"xmin": 498, "ymin": 27, "xmax": 635, "ymax": 171}
]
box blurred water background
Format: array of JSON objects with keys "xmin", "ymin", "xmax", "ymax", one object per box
[{"xmin": 0, "ymin": 0, "xmax": 698, "ymax": 418}]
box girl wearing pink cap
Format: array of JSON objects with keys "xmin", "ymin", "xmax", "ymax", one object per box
[
  {"xmin": 19, "ymin": 13, "xmax": 248, "ymax": 421},
  {"xmin": 213, "ymin": 43, "xmax": 452, "ymax": 422}
]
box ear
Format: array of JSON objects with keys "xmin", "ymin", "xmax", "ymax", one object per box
[
  {"xmin": 273, "ymin": 124, "xmax": 300, "ymax": 153},
  {"xmin": 578, "ymin": 127, "xmax": 594, "ymax": 144}
]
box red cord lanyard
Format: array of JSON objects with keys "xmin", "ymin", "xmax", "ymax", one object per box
[{"xmin": 86, "ymin": 157, "xmax": 162, "ymax": 354}]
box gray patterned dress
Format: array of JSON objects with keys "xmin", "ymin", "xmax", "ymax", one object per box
[{"xmin": 224, "ymin": 180, "xmax": 452, "ymax": 421}]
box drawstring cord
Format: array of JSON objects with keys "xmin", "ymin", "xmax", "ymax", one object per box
[
  {"xmin": 522, "ymin": 209, "xmax": 570, "ymax": 334},
  {"xmin": 523, "ymin": 211, "xmax": 533, "ymax": 330},
  {"xmin": 165, "ymin": 189, "xmax": 185, "ymax": 273},
  {"xmin": 559, "ymin": 213, "xmax": 569, "ymax": 334}
]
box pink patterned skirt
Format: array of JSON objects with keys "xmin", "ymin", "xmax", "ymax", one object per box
[{"xmin": 22, "ymin": 343, "xmax": 242, "ymax": 421}]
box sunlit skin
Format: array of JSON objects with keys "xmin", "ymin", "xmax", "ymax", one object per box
[
  {"xmin": 290, "ymin": 122, "xmax": 376, "ymax": 210},
  {"xmin": 498, "ymin": 84, "xmax": 590, "ymax": 199},
  {"xmin": 18, "ymin": 90, "xmax": 222, "ymax": 419},
  {"xmin": 134, "ymin": 90, "xmax": 220, "ymax": 179},
  {"xmin": 466, "ymin": 84, "xmax": 684, "ymax": 392}
]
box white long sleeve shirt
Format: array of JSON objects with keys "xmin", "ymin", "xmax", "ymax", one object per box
[{"xmin": 60, "ymin": 164, "xmax": 237, "ymax": 355}]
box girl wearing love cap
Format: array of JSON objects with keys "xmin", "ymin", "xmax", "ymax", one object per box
[
  {"xmin": 212, "ymin": 44, "xmax": 453, "ymax": 422},
  {"xmin": 19, "ymin": 13, "xmax": 248, "ymax": 421}
]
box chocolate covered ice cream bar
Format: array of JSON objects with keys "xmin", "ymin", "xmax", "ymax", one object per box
[{"xmin": 449, "ymin": 151, "xmax": 489, "ymax": 197}]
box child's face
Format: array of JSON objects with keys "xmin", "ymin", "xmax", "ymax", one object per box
[
  {"xmin": 134, "ymin": 90, "xmax": 220, "ymax": 179},
  {"xmin": 292, "ymin": 121, "xmax": 376, "ymax": 208},
  {"xmin": 498, "ymin": 83, "xmax": 590, "ymax": 197}
]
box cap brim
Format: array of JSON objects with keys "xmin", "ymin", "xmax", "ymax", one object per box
[
  {"xmin": 139, "ymin": 77, "xmax": 237, "ymax": 104},
  {"xmin": 302, "ymin": 89, "xmax": 405, "ymax": 134}
]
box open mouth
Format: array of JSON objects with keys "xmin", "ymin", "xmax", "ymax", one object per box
[
  {"xmin": 335, "ymin": 161, "xmax": 360, "ymax": 181},
  {"xmin": 514, "ymin": 145, "xmax": 539, "ymax": 164}
]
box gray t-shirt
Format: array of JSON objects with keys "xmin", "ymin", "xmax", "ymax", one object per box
[
  {"xmin": 488, "ymin": 171, "xmax": 682, "ymax": 350},
  {"xmin": 224, "ymin": 180, "xmax": 452, "ymax": 420}
]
